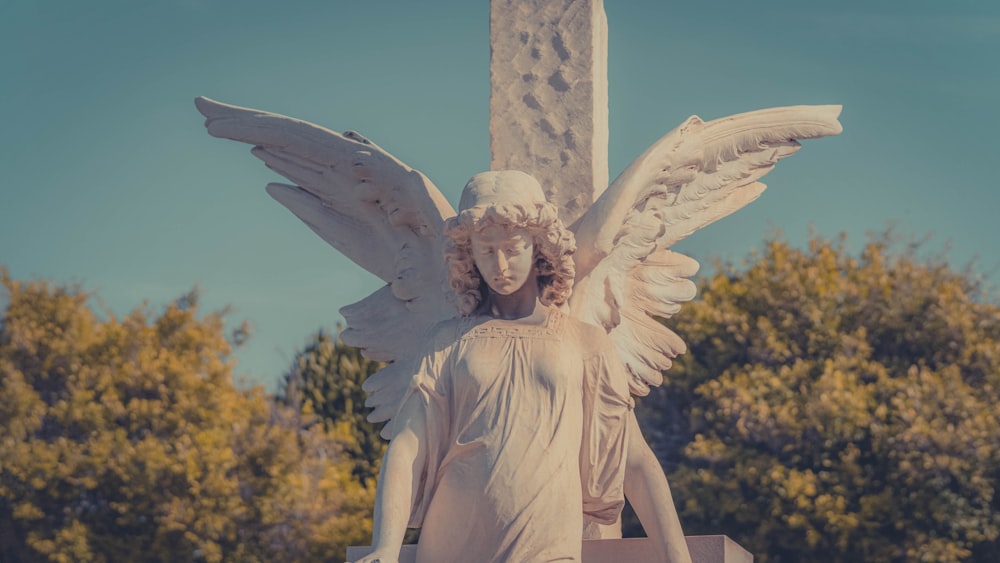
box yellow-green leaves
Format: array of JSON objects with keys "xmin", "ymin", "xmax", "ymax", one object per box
[
  {"xmin": 637, "ymin": 234, "xmax": 1000, "ymax": 562},
  {"xmin": 0, "ymin": 272, "xmax": 372, "ymax": 562},
  {"xmin": 278, "ymin": 330, "xmax": 386, "ymax": 485}
]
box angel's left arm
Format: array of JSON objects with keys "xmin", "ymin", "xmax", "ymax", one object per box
[
  {"xmin": 361, "ymin": 393, "xmax": 429, "ymax": 562},
  {"xmin": 624, "ymin": 411, "xmax": 693, "ymax": 563}
]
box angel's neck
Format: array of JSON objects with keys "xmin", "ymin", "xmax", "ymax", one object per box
[{"xmin": 485, "ymin": 280, "xmax": 543, "ymax": 321}]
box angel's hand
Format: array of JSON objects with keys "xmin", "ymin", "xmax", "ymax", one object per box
[{"xmin": 349, "ymin": 549, "xmax": 399, "ymax": 563}]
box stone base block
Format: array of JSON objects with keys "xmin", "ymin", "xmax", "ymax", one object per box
[{"xmin": 347, "ymin": 535, "xmax": 752, "ymax": 562}]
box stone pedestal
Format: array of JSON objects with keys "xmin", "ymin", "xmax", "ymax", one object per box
[{"xmin": 347, "ymin": 535, "xmax": 753, "ymax": 562}]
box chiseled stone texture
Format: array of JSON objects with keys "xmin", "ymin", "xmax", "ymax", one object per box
[
  {"xmin": 489, "ymin": 0, "xmax": 609, "ymax": 226},
  {"xmin": 348, "ymin": 535, "xmax": 755, "ymax": 563}
]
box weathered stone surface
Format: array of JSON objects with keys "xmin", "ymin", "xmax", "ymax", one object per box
[
  {"xmin": 489, "ymin": 0, "xmax": 609, "ymax": 226},
  {"xmin": 347, "ymin": 535, "xmax": 754, "ymax": 563},
  {"xmin": 199, "ymin": 98, "xmax": 840, "ymax": 563},
  {"xmin": 199, "ymin": 1, "xmax": 844, "ymax": 560}
]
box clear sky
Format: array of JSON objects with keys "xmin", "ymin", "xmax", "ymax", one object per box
[{"xmin": 2, "ymin": 0, "xmax": 997, "ymax": 388}]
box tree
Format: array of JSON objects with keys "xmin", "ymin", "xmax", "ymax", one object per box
[
  {"xmin": 636, "ymin": 234, "xmax": 1000, "ymax": 562},
  {"xmin": 0, "ymin": 270, "xmax": 373, "ymax": 562},
  {"xmin": 277, "ymin": 330, "xmax": 387, "ymax": 485}
]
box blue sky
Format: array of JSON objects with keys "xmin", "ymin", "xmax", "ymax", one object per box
[{"xmin": 2, "ymin": 0, "xmax": 997, "ymax": 388}]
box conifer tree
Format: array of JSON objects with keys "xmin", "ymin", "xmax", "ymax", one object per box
[{"xmin": 278, "ymin": 330, "xmax": 387, "ymax": 485}]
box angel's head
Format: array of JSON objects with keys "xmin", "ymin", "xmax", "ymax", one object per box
[{"xmin": 444, "ymin": 171, "xmax": 576, "ymax": 316}]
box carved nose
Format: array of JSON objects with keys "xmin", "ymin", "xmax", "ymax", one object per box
[{"xmin": 496, "ymin": 251, "xmax": 509, "ymax": 272}]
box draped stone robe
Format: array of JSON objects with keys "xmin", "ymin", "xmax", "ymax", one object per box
[{"xmin": 394, "ymin": 308, "xmax": 633, "ymax": 562}]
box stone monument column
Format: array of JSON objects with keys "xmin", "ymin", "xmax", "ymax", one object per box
[{"xmin": 489, "ymin": 0, "xmax": 609, "ymax": 226}]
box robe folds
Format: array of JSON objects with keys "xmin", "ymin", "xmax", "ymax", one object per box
[{"xmin": 394, "ymin": 308, "xmax": 633, "ymax": 563}]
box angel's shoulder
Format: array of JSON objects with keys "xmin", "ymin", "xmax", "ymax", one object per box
[
  {"xmin": 556, "ymin": 311, "xmax": 615, "ymax": 353},
  {"xmin": 424, "ymin": 316, "xmax": 467, "ymax": 345}
]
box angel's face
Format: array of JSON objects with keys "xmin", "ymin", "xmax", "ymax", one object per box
[{"xmin": 470, "ymin": 224, "xmax": 535, "ymax": 296}]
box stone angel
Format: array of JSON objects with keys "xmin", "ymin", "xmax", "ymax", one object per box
[{"xmin": 195, "ymin": 97, "xmax": 841, "ymax": 563}]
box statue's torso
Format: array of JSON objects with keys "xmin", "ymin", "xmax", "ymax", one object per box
[{"xmin": 412, "ymin": 310, "xmax": 628, "ymax": 563}]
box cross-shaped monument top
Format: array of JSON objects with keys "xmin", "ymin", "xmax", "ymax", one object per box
[{"xmin": 490, "ymin": 0, "xmax": 608, "ymax": 226}]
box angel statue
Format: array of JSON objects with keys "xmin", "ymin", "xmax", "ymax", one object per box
[{"xmin": 195, "ymin": 96, "xmax": 842, "ymax": 563}]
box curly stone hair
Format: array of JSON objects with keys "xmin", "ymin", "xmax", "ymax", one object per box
[{"xmin": 443, "ymin": 200, "xmax": 576, "ymax": 316}]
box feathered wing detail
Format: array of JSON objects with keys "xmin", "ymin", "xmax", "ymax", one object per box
[
  {"xmin": 570, "ymin": 105, "xmax": 843, "ymax": 395},
  {"xmin": 195, "ymin": 97, "xmax": 457, "ymax": 435}
]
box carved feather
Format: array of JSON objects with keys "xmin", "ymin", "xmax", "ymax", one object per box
[
  {"xmin": 196, "ymin": 97, "xmax": 455, "ymax": 283},
  {"xmin": 196, "ymin": 97, "xmax": 459, "ymax": 432},
  {"xmin": 570, "ymin": 105, "xmax": 842, "ymax": 394}
]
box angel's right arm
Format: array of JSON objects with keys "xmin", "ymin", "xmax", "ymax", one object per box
[{"xmin": 357, "ymin": 395, "xmax": 428, "ymax": 562}]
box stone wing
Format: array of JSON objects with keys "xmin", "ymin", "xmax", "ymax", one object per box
[
  {"xmin": 569, "ymin": 105, "xmax": 843, "ymax": 395},
  {"xmin": 196, "ymin": 97, "xmax": 458, "ymax": 429}
]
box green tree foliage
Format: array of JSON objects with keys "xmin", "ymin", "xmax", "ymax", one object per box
[
  {"xmin": 278, "ymin": 330, "xmax": 386, "ymax": 485},
  {"xmin": 637, "ymin": 235, "xmax": 1000, "ymax": 562},
  {"xmin": 0, "ymin": 271, "xmax": 373, "ymax": 562}
]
